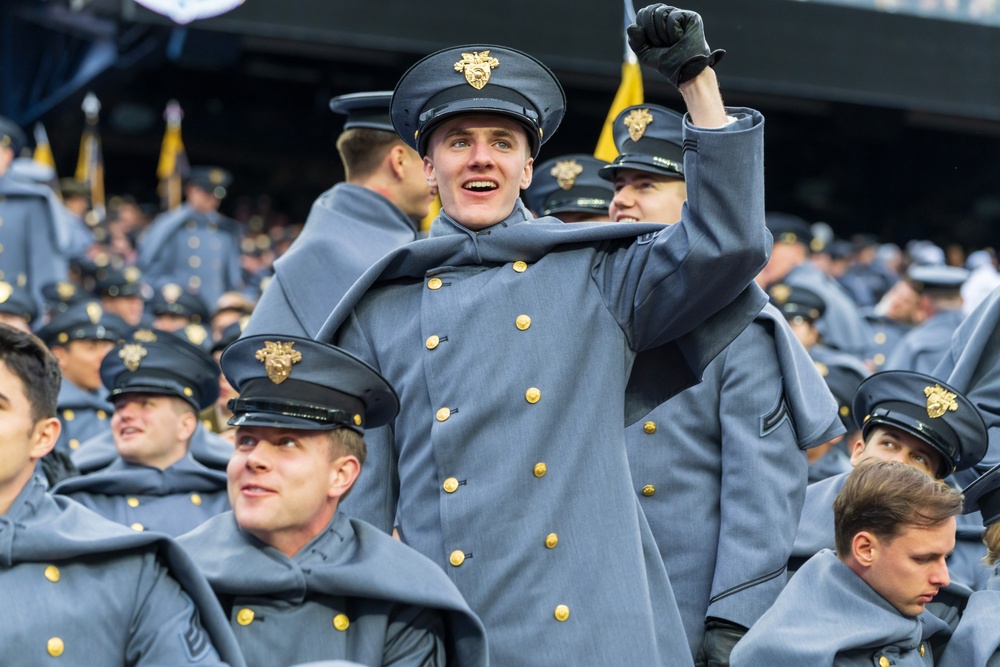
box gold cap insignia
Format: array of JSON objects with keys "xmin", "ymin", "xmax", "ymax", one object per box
[
  {"xmin": 624, "ymin": 108, "xmax": 654, "ymax": 142},
  {"xmin": 124, "ymin": 266, "xmax": 141, "ymax": 283},
  {"xmin": 770, "ymin": 284, "xmax": 791, "ymax": 305},
  {"xmin": 814, "ymin": 361, "xmax": 829, "ymax": 377},
  {"xmin": 162, "ymin": 283, "xmax": 183, "ymax": 304},
  {"xmin": 56, "ymin": 282, "xmax": 76, "ymax": 300},
  {"xmin": 255, "ymin": 341, "xmax": 303, "ymax": 385},
  {"xmin": 454, "ymin": 51, "xmax": 500, "ymax": 90},
  {"xmin": 551, "ymin": 160, "xmax": 584, "ymax": 191},
  {"xmin": 209, "ymin": 168, "xmax": 226, "ymax": 184},
  {"xmin": 133, "ymin": 329, "xmax": 158, "ymax": 342},
  {"xmin": 184, "ymin": 324, "xmax": 208, "ymax": 347},
  {"xmin": 0, "ymin": 281, "xmax": 11, "ymax": 304},
  {"xmin": 86, "ymin": 302, "xmax": 102, "ymax": 324},
  {"xmin": 119, "ymin": 344, "xmax": 147, "ymax": 372},
  {"xmin": 924, "ymin": 384, "xmax": 958, "ymax": 419}
]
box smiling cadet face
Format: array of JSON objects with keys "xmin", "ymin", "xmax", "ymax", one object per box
[
  {"xmin": 608, "ymin": 168, "xmax": 687, "ymax": 225},
  {"xmin": 423, "ymin": 114, "xmax": 534, "ymax": 231}
]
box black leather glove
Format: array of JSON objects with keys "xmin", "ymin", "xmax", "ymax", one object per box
[
  {"xmin": 695, "ymin": 617, "xmax": 747, "ymax": 667},
  {"xmin": 627, "ymin": 4, "xmax": 725, "ymax": 89}
]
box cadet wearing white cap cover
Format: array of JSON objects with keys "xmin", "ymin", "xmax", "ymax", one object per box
[{"xmin": 316, "ymin": 4, "xmax": 771, "ymax": 664}]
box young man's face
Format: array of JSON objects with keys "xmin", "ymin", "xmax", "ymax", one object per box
[
  {"xmin": 863, "ymin": 518, "xmax": 954, "ymax": 617},
  {"xmin": 608, "ymin": 168, "xmax": 687, "ymax": 224},
  {"xmin": 53, "ymin": 339, "xmax": 115, "ymax": 392},
  {"xmin": 850, "ymin": 426, "xmax": 943, "ymax": 479},
  {"xmin": 0, "ymin": 361, "xmax": 55, "ymax": 506},
  {"xmin": 228, "ymin": 425, "xmax": 358, "ymax": 557},
  {"xmin": 111, "ymin": 393, "xmax": 192, "ymax": 470},
  {"xmin": 423, "ymin": 115, "xmax": 533, "ymax": 231},
  {"xmin": 396, "ymin": 144, "xmax": 437, "ymax": 221},
  {"xmin": 102, "ymin": 296, "xmax": 144, "ymax": 327}
]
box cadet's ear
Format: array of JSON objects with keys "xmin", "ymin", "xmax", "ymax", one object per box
[
  {"xmin": 29, "ymin": 417, "xmax": 60, "ymax": 461},
  {"xmin": 519, "ymin": 156, "xmax": 534, "ymax": 190},
  {"xmin": 423, "ymin": 155, "xmax": 437, "ymax": 188},
  {"xmin": 387, "ymin": 144, "xmax": 408, "ymax": 180},
  {"xmin": 851, "ymin": 531, "xmax": 877, "ymax": 567},
  {"xmin": 328, "ymin": 454, "xmax": 361, "ymax": 502},
  {"xmin": 848, "ymin": 436, "xmax": 868, "ymax": 467}
]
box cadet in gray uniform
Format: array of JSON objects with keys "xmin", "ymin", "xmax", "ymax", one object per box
[
  {"xmin": 522, "ymin": 154, "xmax": 612, "ymax": 222},
  {"xmin": 0, "ymin": 116, "xmax": 71, "ymax": 319},
  {"xmin": 55, "ymin": 331, "xmax": 229, "ymax": 536},
  {"xmin": 0, "ymin": 278, "xmax": 37, "ymax": 332},
  {"xmin": 885, "ymin": 264, "xmax": 969, "ymax": 374},
  {"xmin": 791, "ymin": 370, "xmax": 988, "ymax": 589},
  {"xmin": 600, "ymin": 103, "xmax": 843, "ymax": 662},
  {"xmin": 36, "ymin": 300, "xmax": 127, "ymax": 455},
  {"xmin": 938, "ymin": 462, "xmax": 1000, "ymax": 666},
  {"xmin": 732, "ymin": 460, "xmax": 962, "ymax": 666},
  {"xmin": 179, "ymin": 333, "xmax": 488, "ymax": 667},
  {"xmin": 243, "ymin": 91, "xmax": 433, "ymax": 339},
  {"xmin": 317, "ymin": 7, "xmax": 771, "ymax": 664},
  {"xmin": 0, "ymin": 324, "xmax": 244, "ymax": 666},
  {"xmin": 138, "ymin": 167, "xmax": 244, "ymax": 310}
]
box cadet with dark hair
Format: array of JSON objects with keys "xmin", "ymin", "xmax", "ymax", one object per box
[
  {"xmin": 178, "ymin": 334, "xmax": 487, "ymax": 667},
  {"xmin": 732, "ymin": 460, "xmax": 962, "ymax": 666},
  {"xmin": 243, "ymin": 91, "xmax": 435, "ymax": 338},
  {"xmin": 0, "ymin": 324, "xmax": 244, "ymax": 666},
  {"xmin": 317, "ymin": 5, "xmax": 771, "ymax": 664}
]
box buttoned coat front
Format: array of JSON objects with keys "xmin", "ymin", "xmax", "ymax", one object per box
[
  {"xmin": 626, "ymin": 304, "xmax": 841, "ymax": 652},
  {"xmin": 0, "ymin": 477, "xmax": 244, "ymax": 666},
  {"xmin": 319, "ymin": 109, "xmax": 770, "ymax": 665},
  {"xmin": 179, "ymin": 511, "xmax": 488, "ymax": 667},
  {"xmin": 54, "ymin": 453, "xmax": 229, "ymax": 536},
  {"xmin": 244, "ymin": 183, "xmax": 419, "ymax": 339}
]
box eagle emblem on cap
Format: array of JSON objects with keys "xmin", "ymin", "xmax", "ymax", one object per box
[
  {"xmin": 770, "ymin": 284, "xmax": 791, "ymax": 305},
  {"xmin": 56, "ymin": 282, "xmax": 76, "ymax": 300},
  {"xmin": 124, "ymin": 267, "xmax": 141, "ymax": 283},
  {"xmin": 86, "ymin": 302, "xmax": 102, "ymax": 325},
  {"xmin": 454, "ymin": 51, "xmax": 500, "ymax": 90},
  {"xmin": 119, "ymin": 344, "xmax": 147, "ymax": 372},
  {"xmin": 624, "ymin": 108, "xmax": 654, "ymax": 142},
  {"xmin": 924, "ymin": 384, "xmax": 958, "ymax": 419},
  {"xmin": 0, "ymin": 282, "xmax": 11, "ymax": 304},
  {"xmin": 184, "ymin": 323, "xmax": 208, "ymax": 347},
  {"xmin": 551, "ymin": 160, "xmax": 584, "ymax": 190},
  {"xmin": 162, "ymin": 283, "xmax": 183, "ymax": 304},
  {"xmin": 209, "ymin": 169, "xmax": 226, "ymax": 185},
  {"xmin": 133, "ymin": 329, "xmax": 158, "ymax": 342},
  {"xmin": 256, "ymin": 341, "xmax": 303, "ymax": 385}
]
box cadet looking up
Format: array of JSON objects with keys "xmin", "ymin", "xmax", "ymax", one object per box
[
  {"xmin": 243, "ymin": 91, "xmax": 435, "ymax": 338},
  {"xmin": 178, "ymin": 334, "xmax": 487, "ymax": 667},
  {"xmin": 317, "ymin": 5, "xmax": 771, "ymax": 664},
  {"xmin": 732, "ymin": 460, "xmax": 962, "ymax": 666},
  {"xmin": 601, "ymin": 102, "xmax": 842, "ymax": 664},
  {"xmin": 0, "ymin": 324, "xmax": 244, "ymax": 666}
]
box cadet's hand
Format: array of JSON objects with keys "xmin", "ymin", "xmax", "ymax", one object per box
[
  {"xmin": 694, "ymin": 618, "xmax": 747, "ymax": 667},
  {"xmin": 627, "ymin": 4, "xmax": 725, "ymax": 89}
]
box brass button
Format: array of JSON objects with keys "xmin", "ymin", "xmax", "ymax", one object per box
[
  {"xmin": 189, "ymin": 256, "xmax": 202, "ymax": 268},
  {"xmin": 436, "ymin": 407, "xmax": 451, "ymax": 422},
  {"xmin": 874, "ymin": 332, "xmax": 887, "ymax": 344},
  {"xmin": 47, "ymin": 637, "xmax": 64, "ymax": 657},
  {"xmin": 874, "ymin": 353, "xmax": 886, "ymax": 366},
  {"xmin": 449, "ymin": 550, "xmax": 465, "ymax": 567},
  {"xmin": 353, "ymin": 414, "xmax": 362, "ymax": 426},
  {"xmin": 44, "ymin": 565, "xmax": 60, "ymax": 582},
  {"xmin": 515, "ymin": 315, "xmax": 531, "ymax": 330},
  {"xmin": 236, "ymin": 608, "xmax": 254, "ymax": 626},
  {"xmin": 62, "ymin": 409, "xmax": 75, "ymax": 422},
  {"xmin": 879, "ymin": 657, "xmax": 889, "ymax": 667},
  {"xmin": 443, "ymin": 477, "xmax": 459, "ymax": 493},
  {"xmin": 512, "ymin": 261, "xmax": 528, "ymax": 273},
  {"xmin": 333, "ymin": 613, "xmax": 350, "ymax": 631},
  {"xmin": 554, "ymin": 605, "xmax": 570, "ymax": 622},
  {"xmin": 189, "ymin": 276, "xmax": 201, "ymax": 289},
  {"xmin": 427, "ymin": 277, "xmax": 443, "ymax": 290},
  {"xmin": 642, "ymin": 485, "xmax": 656, "ymax": 497},
  {"xmin": 839, "ymin": 406, "xmax": 850, "ymax": 417},
  {"xmin": 643, "ymin": 421, "xmax": 656, "ymax": 434},
  {"xmin": 190, "ymin": 493, "xmax": 203, "ymax": 506},
  {"xmin": 426, "ymin": 335, "xmax": 440, "ymax": 350},
  {"xmin": 96, "ymin": 410, "xmax": 107, "ymax": 420},
  {"xmin": 69, "ymin": 439, "xmax": 80, "ymax": 450},
  {"xmin": 525, "ymin": 387, "xmax": 541, "ymax": 404},
  {"xmin": 130, "ymin": 523, "xmax": 144, "ymax": 532},
  {"xmin": 188, "ymin": 236, "xmax": 201, "ymax": 249},
  {"xmin": 533, "ymin": 462, "xmax": 547, "ymax": 478},
  {"xmin": 919, "ymin": 644, "xmax": 925, "ymax": 657},
  {"xmin": 545, "ymin": 533, "xmax": 559, "ymax": 549},
  {"xmin": 57, "ymin": 333, "xmax": 68, "ymax": 344},
  {"xmin": 127, "ymin": 497, "xmax": 140, "ymax": 508}
]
